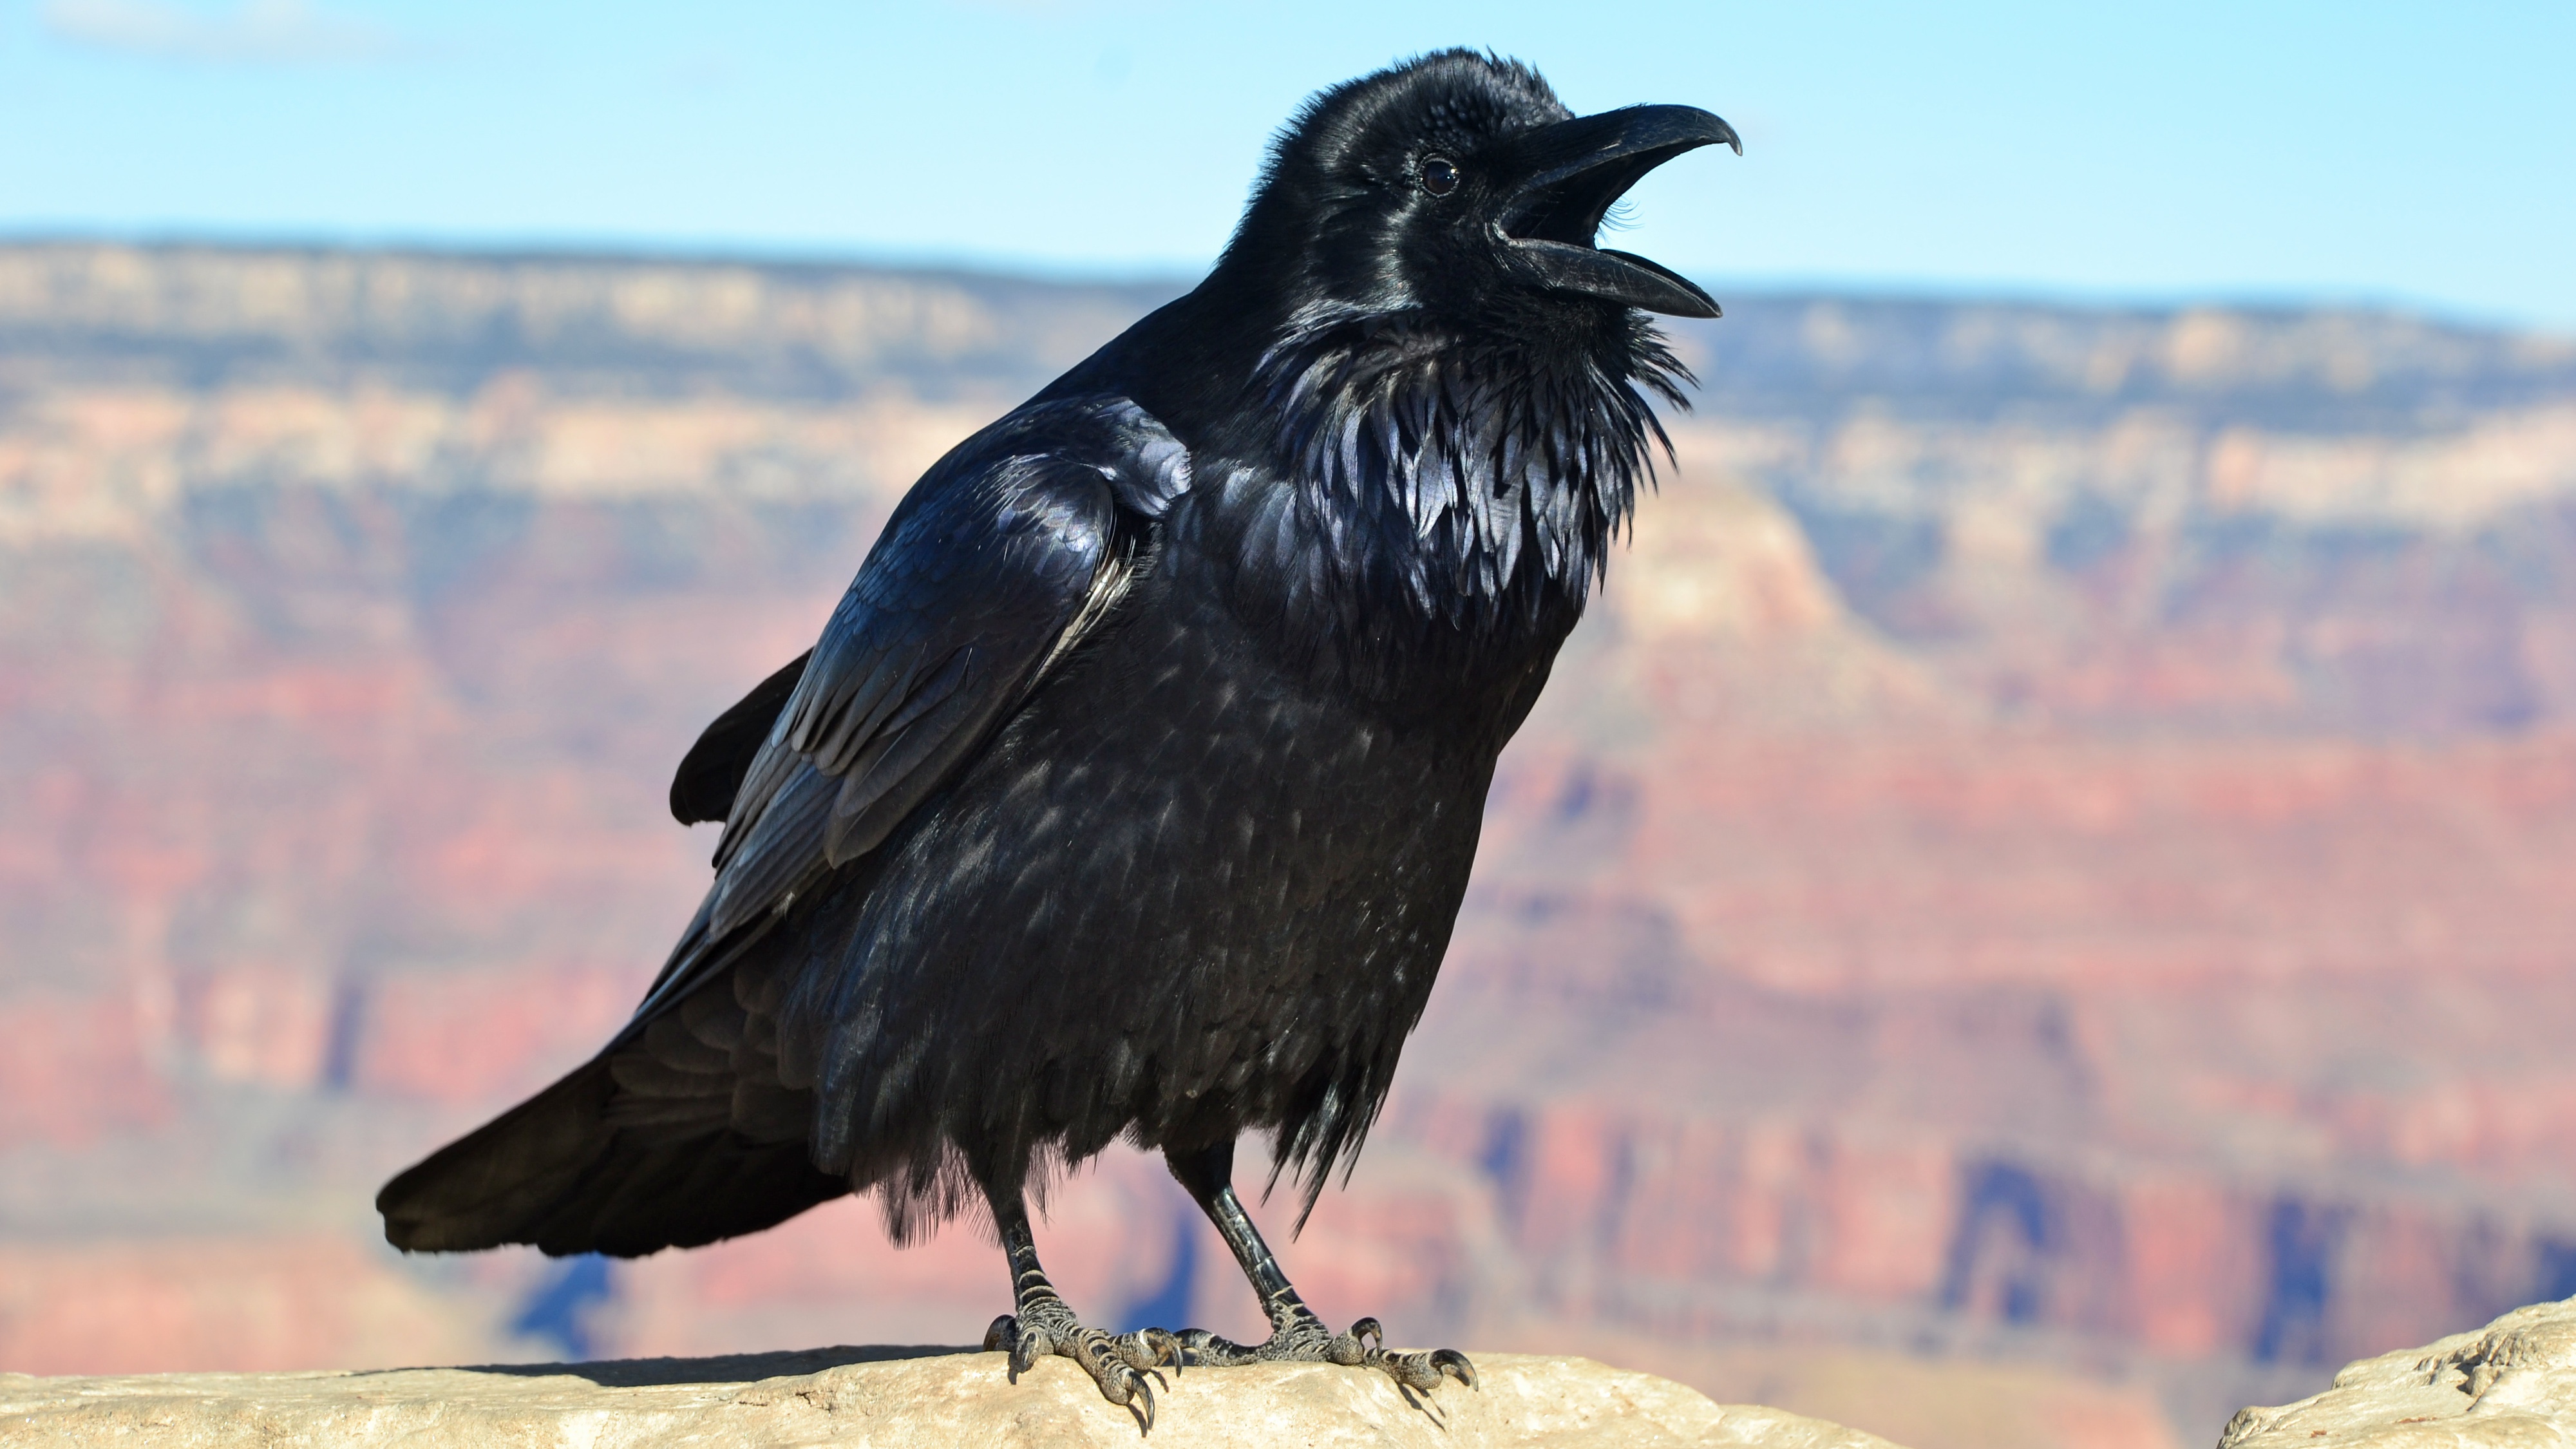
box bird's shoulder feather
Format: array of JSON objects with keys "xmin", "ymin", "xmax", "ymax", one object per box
[{"xmin": 638, "ymin": 395, "xmax": 1189, "ymax": 1019}]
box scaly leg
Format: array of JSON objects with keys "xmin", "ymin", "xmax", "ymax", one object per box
[
  {"xmin": 981, "ymin": 1184, "xmax": 1182, "ymax": 1430},
  {"xmin": 1164, "ymin": 1141, "xmax": 1475, "ymax": 1394}
]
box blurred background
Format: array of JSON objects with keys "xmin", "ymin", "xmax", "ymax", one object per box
[{"xmin": 4, "ymin": 4, "xmax": 2574, "ymax": 1448}]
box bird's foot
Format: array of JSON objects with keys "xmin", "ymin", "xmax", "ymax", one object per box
[
  {"xmin": 985, "ymin": 1298, "xmax": 1181, "ymax": 1431},
  {"xmin": 1177, "ymin": 1300, "xmax": 1475, "ymax": 1393}
]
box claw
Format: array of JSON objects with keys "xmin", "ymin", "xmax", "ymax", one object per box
[
  {"xmin": 1153, "ymin": 1305, "xmax": 1472, "ymax": 1399},
  {"xmin": 987, "ymin": 1245, "xmax": 1179, "ymax": 1428},
  {"xmin": 1122, "ymin": 1326, "xmax": 1184, "ymax": 1376},
  {"xmin": 1129, "ymin": 1369, "xmax": 1155, "ymax": 1433},
  {"xmin": 1362, "ymin": 1342, "xmax": 1479, "ymax": 1394}
]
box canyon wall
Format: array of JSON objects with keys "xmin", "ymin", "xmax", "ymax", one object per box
[{"xmin": 5, "ymin": 242, "xmax": 2575, "ymax": 1449}]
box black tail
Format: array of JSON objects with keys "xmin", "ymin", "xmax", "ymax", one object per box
[
  {"xmin": 377, "ymin": 975, "xmax": 848, "ymax": 1258},
  {"xmin": 379, "ymin": 1056, "xmax": 619, "ymax": 1253}
]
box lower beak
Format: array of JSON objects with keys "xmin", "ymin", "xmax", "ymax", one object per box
[{"xmin": 1495, "ymin": 104, "xmax": 1739, "ymax": 318}]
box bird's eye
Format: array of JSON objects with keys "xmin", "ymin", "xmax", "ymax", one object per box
[{"xmin": 1421, "ymin": 157, "xmax": 1460, "ymax": 196}]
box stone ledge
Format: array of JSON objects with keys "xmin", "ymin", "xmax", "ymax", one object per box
[
  {"xmin": 1, "ymin": 1347, "xmax": 1908, "ymax": 1448},
  {"xmin": 2221, "ymin": 1294, "xmax": 2576, "ymax": 1447}
]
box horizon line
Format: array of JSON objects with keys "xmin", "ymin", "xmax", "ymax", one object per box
[{"xmin": 1, "ymin": 228, "xmax": 2563, "ymax": 341}]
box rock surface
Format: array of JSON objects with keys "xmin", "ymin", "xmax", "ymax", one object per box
[
  {"xmin": 2220, "ymin": 1294, "xmax": 2576, "ymax": 1446},
  {"xmin": 0, "ymin": 1347, "xmax": 1906, "ymax": 1448}
]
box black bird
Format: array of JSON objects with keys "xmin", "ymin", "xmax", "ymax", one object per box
[{"xmin": 379, "ymin": 50, "xmax": 1735, "ymax": 1425}]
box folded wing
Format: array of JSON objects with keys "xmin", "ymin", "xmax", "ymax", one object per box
[
  {"xmin": 376, "ymin": 397, "xmax": 1189, "ymax": 1255},
  {"xmin": 650, "ymin": 396, "xmax": 1191, "ymax": 1012}
]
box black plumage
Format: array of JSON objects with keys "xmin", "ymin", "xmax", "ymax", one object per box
[{"xmin": 380, "ymin": 50, "xmax": 1735, "ymax": 1423}]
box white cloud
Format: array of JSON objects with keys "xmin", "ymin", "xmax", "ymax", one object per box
[{"xmin": 41, "ymin": 0, "xmax": 409, "ymax": 64}]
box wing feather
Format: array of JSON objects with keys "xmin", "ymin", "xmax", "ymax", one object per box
[{"xmin": 650, "ymin": 397, "xmax": 1190, "ymax": 1011}]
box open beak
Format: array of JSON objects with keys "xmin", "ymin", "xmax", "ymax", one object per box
[{"xmin": 1495, "ymin": 104, "xmax": 1739, "ymax": 318}]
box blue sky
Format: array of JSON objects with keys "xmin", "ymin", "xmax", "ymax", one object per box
[{"xmin": 3, "ymin": 1, "xmax": 2571, "ymax": 329}]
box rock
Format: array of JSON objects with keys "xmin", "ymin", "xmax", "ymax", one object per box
[
  {"xmin": 0, "ymin": 1346, "xmax": 1908, "ymax": 1448},
  {"xmin": 2219, "ymin": 1294, "xmax": 2576, "ymax": 1446}
]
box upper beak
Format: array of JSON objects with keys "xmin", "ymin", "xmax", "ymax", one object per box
[{"xmin": 1494, "ymin": 104, "xmax": 1739, "ymax": 318}]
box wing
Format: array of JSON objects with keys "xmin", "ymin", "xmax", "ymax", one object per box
[
  {"xmin": 669, "ymin": 650, "xmax": 811, "ymax": 825},
  {"xmin": 634, "ymin": 397, "xmax": 1190, "ymax": 1019}
]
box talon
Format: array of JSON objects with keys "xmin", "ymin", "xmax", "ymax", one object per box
[
  {"xmin": 1431, "ymin": 1348, "xmax": 1478, "ymax": 1389},
  {"xmin": 1350, "ymin": 1316, "xmax": 1385, "ymax": 1350},
  {"xmin": 1114, "ymin": 1343, "xmax": 1171, "ymax": 1394},
  {"xmin": 1128, "ymin": 1326, "xmax": 1183, "ymax": 1375},
  {"xmin": 983, "ymin": 1223, "xmax": 1184, "ymax": 1426}
]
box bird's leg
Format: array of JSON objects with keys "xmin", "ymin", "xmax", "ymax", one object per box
[
  {"xmin": 1163, "ymin": 1141, "xmax": 1476, "ymax": 1393},
  {"xmin": 981, "ymin": 1184, "xmax": 1181, "ymax": 1430}
]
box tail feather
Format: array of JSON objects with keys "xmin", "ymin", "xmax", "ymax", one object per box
[
  {"xmin": 378, "ymin": 1049, "xmax": 846, "ymax": 1258},
  {"xmin": 531, "ymin": 1136, "xmax": 843, "ymax": 1258},
  {"xmin": 379, "ymin": 1058, "xmax": 623, "ymax": 1253},
  {"xmin": 381, "ymin": 895, "xmax": 855, "ymax": 1259}
]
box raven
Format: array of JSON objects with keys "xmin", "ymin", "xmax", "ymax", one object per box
[{"xmin": 379, "ymin": 50, "xmax": 1735, "ymax": 1425}]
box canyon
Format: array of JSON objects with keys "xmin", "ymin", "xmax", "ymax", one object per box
[{"xmin": 4, "ymin": 242, "xmax": 2575, "ymax": 1449}]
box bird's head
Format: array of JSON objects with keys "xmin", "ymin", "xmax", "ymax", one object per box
[{"xmin": 1218, "ymin": 50, "xmax": 1738, "ymax": 334}]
